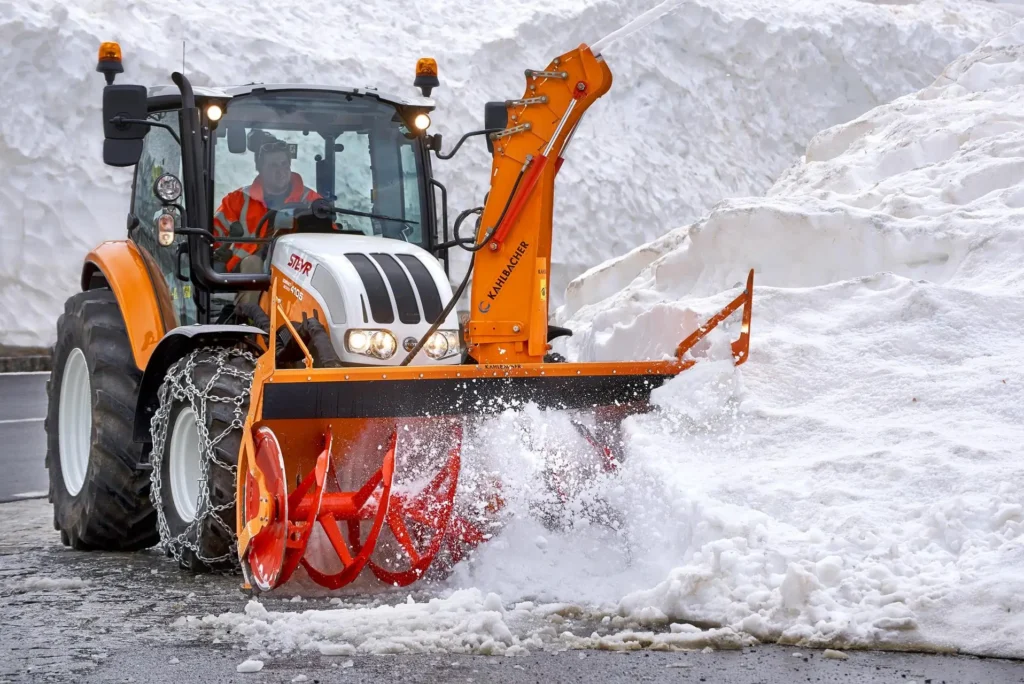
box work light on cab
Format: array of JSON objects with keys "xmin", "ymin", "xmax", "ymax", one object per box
[
  {"xmin": 413, "ymin": 113, "xmax": 431, "ymax": 131},
  {"xmin": 153, "ymin": 173, "xmax": 182, "ymax": 203}
]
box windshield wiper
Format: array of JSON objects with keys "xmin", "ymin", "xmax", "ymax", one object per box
[{"xmin": 310, "ymin": 199, "xmax": 418, "ymax": 226}]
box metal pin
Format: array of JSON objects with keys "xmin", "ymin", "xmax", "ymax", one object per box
[{"xmin": 505, "ymin": 95, "xmax": 548, "ymax": 107}]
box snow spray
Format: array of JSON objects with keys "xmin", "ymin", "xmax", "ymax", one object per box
[{"xmin": 590, "ymin": 0, "xmax": 682, "ymax": 55}]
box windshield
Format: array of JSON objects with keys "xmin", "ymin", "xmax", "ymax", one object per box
[{"xmin": 211, "ymin": 91, "xmax": 428, "ymax": 249}]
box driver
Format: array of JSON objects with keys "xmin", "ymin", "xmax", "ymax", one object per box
[{"xmin": 212, "ymin": 130, "xmax": 320, "ymax": 273}]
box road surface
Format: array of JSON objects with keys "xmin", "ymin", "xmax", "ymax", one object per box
[
  {"xmin": 0, "ymin": 372, "xmax": 49, "ymax": 503},
  {"xmin": 1, "ymin": 371, "xmax": 1023, "ymax": 682}
]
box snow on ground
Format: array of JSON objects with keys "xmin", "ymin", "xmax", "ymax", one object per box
[
  {"xmin": 0, "ymin": 0, "xmax": 1015, "ymax": 346},
  {"xmin": 4, "ymin": 576, "xmax": 90, "ymax": 592},
  {"xmin": 186, "ymin": 21, "xmax": 1024, "ymax": 660}
]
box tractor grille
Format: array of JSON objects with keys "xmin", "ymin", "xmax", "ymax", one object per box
[
  {"xmin": 396, "ymin": 254, "xmax": 443, "ymax": 323},
  {"xmin": 370, "ymin": 253, "xmax": 420, "ymax": 324},
  {"xmin": 345, "ymin": 253, "xmax": 394, "ymax": 324},
  {"xmin": 345, "ymin": 252, "xmax": 445, "ymax": 326}
]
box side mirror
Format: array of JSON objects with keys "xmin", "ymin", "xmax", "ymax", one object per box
[
  {"xmin": 102, "ymin": 84, "xmax": 149, "ymax": 167},
  {"xmin": 428, "ymin": 133, "xmax": 443, "ymax": 153},
  {"xmin": 483, "ymin": 101, "xmax": 508, "ymax": 154}
]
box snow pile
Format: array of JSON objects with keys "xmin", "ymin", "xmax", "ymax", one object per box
[
  {"xmin": 548, "ymin": 21, "xmax": 1024, "ymax": 656},
  {"xmin": 184, "ymin": 21, "xmax": 1024, "ymax": 659},
  {"xmin": 0, "ymin": 0, "xmax": 1015, "ymax": 346}
]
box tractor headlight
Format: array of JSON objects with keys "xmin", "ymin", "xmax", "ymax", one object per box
[
  {"xmin": 424, "ymin": 330, "xmax": 461, "ymax": 360},
  {"xmin": 345, "ymin": 329, "xmax": 397, "ymax": 359},
  {"xmin": 370, "ymin": 330, "xmax": 397, "ymax": 359}
]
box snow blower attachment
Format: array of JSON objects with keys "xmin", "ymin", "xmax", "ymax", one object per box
[
  {"xmin": 230, "ymin": 45, "xmax": 754, "ymax": 591},
  {"xmin": 46, "ymin": 40, "xmax": 752, "ymax": 593}
]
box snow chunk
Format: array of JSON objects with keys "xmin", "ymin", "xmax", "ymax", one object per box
[
  {"xmin": 8, "ymin": 577, "xmax": 89, "ymax": 592},
  {"xmin": 236, "ymin": 659, "xmax": 264, "ymax": 673}
]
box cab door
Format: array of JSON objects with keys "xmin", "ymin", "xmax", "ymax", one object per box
[{"xmin": 129, "ymin": 109, "xmax": 197, "ymax": 327}]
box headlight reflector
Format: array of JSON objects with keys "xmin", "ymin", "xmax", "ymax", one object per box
[
  {"xmin": 424, "ymin": 330, "xmax": 461, "ymax": 360},
  {"xmin": 345, "ymin": 329, "xmax": 397, "ymax": 359},
  {"xmin": 370, "ymin": 330, "xmax": 397, "ymax": 359}
]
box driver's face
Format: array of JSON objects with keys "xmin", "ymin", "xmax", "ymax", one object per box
[{"xmin": 258, "ymin": 150, "xmax": 291, "ymax": 194}]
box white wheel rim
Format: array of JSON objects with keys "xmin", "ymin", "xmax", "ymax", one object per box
[
  {"xmin": 169, "ymin": 407, "xmax": 202, "ymax": 523},
  {"xmin": 58, "ymin": 347, "xmax": 92, "ymax": 497}
]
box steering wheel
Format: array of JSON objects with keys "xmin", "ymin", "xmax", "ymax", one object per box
[
  {"xmin": 252, "ymin": 201, "xmax": 318, "ymax": 239},
  {"xmin": 253, "ymin": 200, "xmax": 369, "ymax": 238}
]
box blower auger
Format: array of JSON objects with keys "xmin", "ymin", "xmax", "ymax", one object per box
[{"xmin": 44, "ymin": 40, "xmax": 753, "ymax": 592}]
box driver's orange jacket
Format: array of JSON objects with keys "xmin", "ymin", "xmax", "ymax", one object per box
[{"xmin": 212, "ymin": 172, "xmax": 319, "ymax": 272}]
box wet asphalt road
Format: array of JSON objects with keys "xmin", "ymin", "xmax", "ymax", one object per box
[
  {"xmin": 0, "ymin": 498, "xmax": 1022, "ymax": 683},
  {"xmin": 0, "ymin": 373, "xmax": 49, "ymax": 503},
  {"xmin": 1, "ymin": 372, "xmax": 1023, "ymax": 682}
]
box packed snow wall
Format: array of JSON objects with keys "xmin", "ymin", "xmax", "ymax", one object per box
[
  {"xmin": 0, "ymin": 0, "xmax": 1015, "ymax": 347},
  {"xmin": 546, "ymin": 20, "xmax": 1024, "ymax": 656}
]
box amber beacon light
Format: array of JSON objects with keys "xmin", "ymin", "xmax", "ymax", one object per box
[
  {"xmin": 96, "ymin": 41, "xmax": 124, "ymax": 84},
  {"xmin": 414, "ymin": 57, "xmax": 439, "ymax": 97}
]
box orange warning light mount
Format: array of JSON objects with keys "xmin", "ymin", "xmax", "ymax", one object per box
[
  {"xmin": 414, "ymin": 57, "xmax": 439, "ymax": 97},
  {"xmin": 96, "ymin": 41, "xmax": 124, "ymax": 85}
]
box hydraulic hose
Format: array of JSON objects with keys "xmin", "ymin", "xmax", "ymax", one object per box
[{"xmin": 399, "ymin": 253, "xmax": 475, "ymax": 366}]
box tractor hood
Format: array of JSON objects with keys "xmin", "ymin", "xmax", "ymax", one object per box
[{"xmin": 271, "ymin": 234, "xmax": 460, "ymax": 366}]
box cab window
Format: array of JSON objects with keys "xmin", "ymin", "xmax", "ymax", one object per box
[{"xmin": 210, "ymin": 92, "xmax": 429, "ymax": 274}]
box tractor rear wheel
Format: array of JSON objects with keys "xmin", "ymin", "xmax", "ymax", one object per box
[
  {"xmin": 148, "ymin": 346, "xmax": 254, "ymax": 573},
  {"xmin": 45, "ymin": 290, "xmax": 158, "ymax": 551}
]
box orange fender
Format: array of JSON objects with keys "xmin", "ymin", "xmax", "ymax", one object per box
[{"xmin": 82, "ymin": 240, "xmax": 169, "ymax": 370}]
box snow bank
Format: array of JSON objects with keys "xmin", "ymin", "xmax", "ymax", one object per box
[
  {"xmin": 0, "ymin": 0, "xmax": 1014, "ymax": 346},
  {"xmin": 546, "ymin": 21, "xmax": 1024, "ymax": 657}
]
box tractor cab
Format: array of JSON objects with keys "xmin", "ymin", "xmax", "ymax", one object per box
[{"xmin": 98, "ymin": 42, "xmax": 448, "ymax": 330}]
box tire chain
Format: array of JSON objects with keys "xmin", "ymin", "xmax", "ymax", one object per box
[{"xmin": 149, "ymin": 346, "xmax": 257, "ymax": 569}]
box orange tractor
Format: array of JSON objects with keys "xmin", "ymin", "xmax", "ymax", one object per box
[{"xmin": 44, "ymin": 41, "xmax": 754, "ymax": 591}]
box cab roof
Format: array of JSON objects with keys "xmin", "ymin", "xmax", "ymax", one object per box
[{"xmin": 146, "ymin": 83, "xmax": 435, "ymax": 111}]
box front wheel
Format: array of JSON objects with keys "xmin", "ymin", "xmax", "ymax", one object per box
[{"xmin": 148, "ymin": 346, "xmax": 255, "ymax": 572}]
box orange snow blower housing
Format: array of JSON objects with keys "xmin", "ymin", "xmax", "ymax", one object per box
[{"xmin": 45, "ymin": 41, "xmax": 752, "ymax": 593}]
